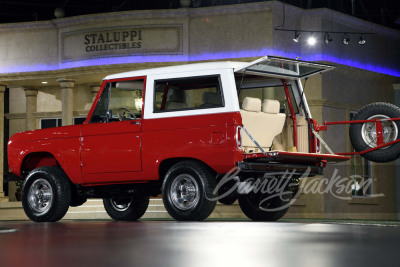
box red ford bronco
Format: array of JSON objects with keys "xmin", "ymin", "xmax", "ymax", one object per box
[{"xmin": 8, "ymin": 56, "xmax": 400, "ymax": 222}]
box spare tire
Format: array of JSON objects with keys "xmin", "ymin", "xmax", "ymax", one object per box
[{"xmin": 349, "ymin": 102, "xmax": 400, "ymax": 163}]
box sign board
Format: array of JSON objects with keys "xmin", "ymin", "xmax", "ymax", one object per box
[{"xmin": 61, "ymin": 24, "xmax": 183, "ymax": 62}]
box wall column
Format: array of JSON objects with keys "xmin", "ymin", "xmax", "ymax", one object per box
[
  {"xmin": 0, "ymin": 85, "xmax": 5, "ymax": 198},
  {"xmin": 57, "ymin": 78, "xmax": 75, "ymax": 126},
  {"xmin": 394, "ymin": 84, "xmax": 400, "ymax": 220},
  {"xmin": 24, "ymin": 88, "xmax": 38, "ymax": 131},
  {"xmin": 90, "ymin": 84, "xmax": 101, "ymax": 102}
]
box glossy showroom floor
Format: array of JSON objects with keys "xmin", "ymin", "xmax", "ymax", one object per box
[{"xmin": 0, "ymin": 220, "xmax": 398, "ymax": 267}]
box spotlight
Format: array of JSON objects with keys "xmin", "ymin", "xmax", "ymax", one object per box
[
  {"xmin": 324, "ymin": 32, "xmax": 332, "ymax": 45},
  {"xmin": 359, "ymin": 35, "xmax": 366, "ymax": 45},
  {"xmin": 342, "ymin": 33, "xmax": 350, "ymax": 45},
  {"xmin": 293, "ymin": 31, "xmax": 301, "ymax": 42},
  {"xmin": 307, "ymin": 34, "xmax": 316, "ymax": 46}
]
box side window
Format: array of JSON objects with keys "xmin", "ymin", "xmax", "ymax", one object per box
[
  {"xmin": 153, "ymin": 75, "xmax": 224, "ymax": 112},
  {"xmin": 90, "ymin": 79, "xmax": 144, "ymax": 123}
]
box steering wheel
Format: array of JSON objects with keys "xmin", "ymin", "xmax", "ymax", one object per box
[{"xmin": 117, "ymin": 107, "xmax": 137, "ymax": 121}]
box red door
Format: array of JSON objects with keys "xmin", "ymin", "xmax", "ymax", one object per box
[
  {"xmin": 80, "ymin": 77, "xmax": 145, "ymax": 184},
  {"xmin": 80, "ymin": 120, "xmax": 142, "ymax": 183}
]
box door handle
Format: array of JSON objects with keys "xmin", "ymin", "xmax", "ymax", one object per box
[{"xmin": 130, "ymin": 121, "xmax": 140, "ymax": 125}]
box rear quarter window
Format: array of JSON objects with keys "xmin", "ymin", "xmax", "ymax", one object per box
[{"xmin": 153, "ymin": 75, "xmax": 224, "ymax": 112}]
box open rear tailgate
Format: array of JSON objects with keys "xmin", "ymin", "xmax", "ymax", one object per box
[
  {"xmin": 244, "ymin": 151, "xmax": 350, "ymax": 164},
  {"xmin": 239, "ymin": 151, "xmax": 350, "ymax": 175}
]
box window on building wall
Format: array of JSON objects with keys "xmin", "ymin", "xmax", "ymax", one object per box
[
  {"xmin": 153, "ymin": 75, "xmax": 224, "ymax": 112},
  {"xmin": 74, "ymin": 117, "xmax": 86, "ymax": 125},
  {"xmin": 40, "ymin": 117, "xmax": 87, "ymax": 129},
  {"xmin": 350, "ymin": 111, "xmax": 373, "ymax": 197},
  {"xmin": 41, "ymin": 118, "xmax": 62, "ymax": 129}
]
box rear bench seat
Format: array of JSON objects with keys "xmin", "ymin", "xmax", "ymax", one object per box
[{"xmin": 240, "ymin": 97, "xmax": 286, "ymax": 153}]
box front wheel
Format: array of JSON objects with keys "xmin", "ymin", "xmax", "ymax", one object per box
[
  {"xmin": 162, "ymin": 161, "xmax": 217, "ymax": 221},
  {"xmin": 103, "ymin": 195, "xmax": 149, "ymax": 221},
  {"xmin": 238, "ymin": 192, "xmax": 291, "ymax": 221},
  {"xmin": 22, "ymin": 167, "xmax": 71, "ymax": 222}
]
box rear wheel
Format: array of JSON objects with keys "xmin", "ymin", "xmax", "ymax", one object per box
[
  {"xmin": 349, "ymin": 102, "xmax": 400, "ymax": 163},
  {"xmin": 217, "ymin": 175, "xmax": 238, "ymax": 205},
  {"xmin": 103, "ymin": 195, "xmax": 149, "ymax": 221},
  {"xmin": 162, "ymin": 161, "xmax": 217, "ymax": 221},
  {"xmin": 22, "ymin": 167, "xmax": 71, "ymax": 222}
]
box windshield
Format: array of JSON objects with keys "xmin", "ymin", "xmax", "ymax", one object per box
[
  {"xmin": 90, "ymin": 79, "xmax": 144, "ymax": 123},
  {"xmin": 236, "ymin": 76, "xmax": 298, "ymax": 114}
]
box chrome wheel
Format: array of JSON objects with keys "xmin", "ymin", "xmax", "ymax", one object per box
[
  {"xmin": 361, "ymin": 114, "xmax": 398, "ymax": 148},
  {"xmin": 27, "ymin": 178, "xmax": 53, "ymax": 214},
  {"xmin": 110, "ymin": 197, "xmax": 133, "ymax": 212},
  {"xmin": 170, "ymin": 174, "xmax": 200, "ymax": 210}
]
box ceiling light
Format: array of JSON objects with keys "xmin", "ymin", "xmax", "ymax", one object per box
[
  {"xmin": 41, "ymin": 81, "xmax": 48, "ymax": 84},
  {"xmin": 307, "ymin": 34, "xmax": 316, "ymax": 46},
  {"xmin": 293, "ymin": 31, "xmax": 300, "ymax": 42},
  {"xmin": 342, "ymin": 33, "xmax": 350, "ymax": 45},
  {"xmin": 324, "ymin": 32, "xmax": 332, "ymax": 45},
  {"xmin": 359, "ymin": 35, "xmax": 366, "ymax": 45}
]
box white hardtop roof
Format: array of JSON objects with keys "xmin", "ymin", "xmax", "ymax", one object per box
[
  {"xmin": 104, "ymin": 61, "xmax": 248, "ymax": 80},
  {"xmin": 104, "ymin": 56, "xmax": 335, "ymax": 80}
]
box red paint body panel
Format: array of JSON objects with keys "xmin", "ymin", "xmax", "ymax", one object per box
[
  {"xmin": 7, "ymin": 125, "xmax": 82, "ymax": 183},
  {"xmin": 141, "ymin": 112, "xmax": 243, "ymax": 179},
  {"xmin": 5, "ymin": 111, "xmax": 242, "ymax": 185},
  {"xmin": 78, "ymin": 112, "xmax": 243, "ymax": 185}
]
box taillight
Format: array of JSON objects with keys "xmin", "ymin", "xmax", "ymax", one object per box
[
  {"xmin": 315, "ymin": 136, "xmax": 321, "ymax": 153},
  {"xmin": 236, "ymin": 126, "xmax": 243, "ymax": 150}
]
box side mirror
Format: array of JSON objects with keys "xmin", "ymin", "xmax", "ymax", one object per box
[{"xmin": 106, "ymin": 110, "xmax": 112, "ymax": 122}]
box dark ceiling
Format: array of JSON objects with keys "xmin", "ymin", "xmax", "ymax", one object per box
[{"xmin": 0, "ymin": 0, "xmax": 399, "ymax": 30}]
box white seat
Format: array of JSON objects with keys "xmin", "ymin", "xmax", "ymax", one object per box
[
  {"xmin": 166, "ymin": 88, "xmax": 188, "ymax": 110},
  {"xmin": 166, "ymin": 102, "xmax": 189, "ymax": 110},
  {"xmin": 240, "ymin": 97, "xmax": 286, "ymax": 153},
  {"xmin": 201, "ymin": 92, "xmax": 222, "ymax": 107}
]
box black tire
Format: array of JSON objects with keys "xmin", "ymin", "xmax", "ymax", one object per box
[
  {"xmin": 22, "ymin": 166, "xmax": 71, "ymax": 222},
  {"xmin": 238, "ymin": 191, "xmax": 291, "ymax": 221},
  {"xmin": 69, "ymin": 185, "xmax": 87, "ymax": 207},
  {"xmin": 162, "ymin": 161, "xmax": 217, "ymax": 221},
  {"xmin": 103, "ymin": 195, "xmax": 149, "ymax": 221},
  {"xmin": 217, "ymin": 175, "xmax": 238, "ymax": 205},
  {"xmin": 349, "ymin": 102, "xmax": 400, "ymax": 163},
  {"xmin": 70, "ymin": 195, "xmax": 87, "ymax": 207},
  {"xmin": 218, "ymin": 195, "xmax": 237, "ymax": 205}
]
